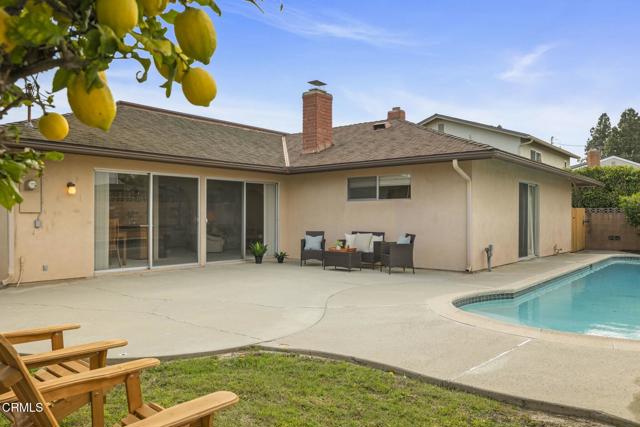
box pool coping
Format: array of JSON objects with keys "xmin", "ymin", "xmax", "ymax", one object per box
[{"xmin": 427, "ymin": 253, "xmax": 640, "ymax": 351}]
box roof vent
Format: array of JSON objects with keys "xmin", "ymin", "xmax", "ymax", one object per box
[
  {"xmin": 373, "ymin": 122, "xmax": 390, "ymax": 130},
  {"xmin": 497, "ymin": 124, "xmax": 503, "ymax": 129}
]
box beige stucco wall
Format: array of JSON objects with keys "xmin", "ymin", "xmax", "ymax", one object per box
[
  {"xmin": 10, "ymin": 154, "xmax": 286, "ymax": 283},
  {"xmin": 470, "ymin": 159, "xmax": 572, "ymax": 271},
  {"xmin": 279, "ymin": 162, "xmax": 469, "ymax": 271},
  {"xmin": 8, "ymin": 152, "xmax": 574, "ymax": 282}
]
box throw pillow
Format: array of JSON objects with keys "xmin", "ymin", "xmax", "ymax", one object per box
[
  {"xmin": 344, "ymin": 233, "xmax": 357, "ymax": 248},
  {"xmin": 355, "ymin": 233, "xmax": 373, "ymax": 252},
  {"xmin": 397, "ymin": 234, "xmax": 411, "ymax": 244},
  {"xmin": 369, "ymin": 234, "xmax": 384, "ymax": 252},
  {"xmin": 304, "ymin": 234, "xmax": 323, "ymax": 250}
]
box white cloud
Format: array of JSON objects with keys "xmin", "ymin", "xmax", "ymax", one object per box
[
  {"xmin": 498, "ymin": 44, "xmax": 557, "ymax": 83},
  {"xmin": 218, "ymin": 1, "xmax": 419, "ymax": 48}
]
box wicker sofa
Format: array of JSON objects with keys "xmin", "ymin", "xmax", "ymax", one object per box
[{"xmin": 338, "ymin": 231, "xmax": 385, "ymax": 269}]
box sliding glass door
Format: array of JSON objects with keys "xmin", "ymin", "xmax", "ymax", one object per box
[
  {"xmin": 94, "ymin": 172, "xmax": 150, "ymax": 271},
  {"xmin": 152, "ymin": 175, "xmax": 199, "ymax": 266},
  {"xmin": 206, "ymin": 180, "xmax": 243, "ymax": 261},
  {"xmin": 518, "ymin": 183, "xmax": 539, "ymax": 258},
  {"xmin": 245, "ymin": 183, "xmax": 277, "ymax": 256}
]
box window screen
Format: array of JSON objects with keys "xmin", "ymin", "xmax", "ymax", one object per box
[
  {"xmin": 347, "ymin": 177, "xmax": 377, "ymax": 200},
  {"xmin": 379, "ymin": 175, "xmax": 411, "ymax": 199}
]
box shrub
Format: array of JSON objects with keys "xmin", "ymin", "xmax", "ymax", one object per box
[
  {"xmin": 572, "ymin": 166, "xmax": 640, "ymax": 208},
  {"xmin": 620, "ymin": 193, "xmax": 640, "ymax": 228}
]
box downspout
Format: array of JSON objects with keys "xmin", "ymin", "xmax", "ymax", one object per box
[{"xmin": 452, "ymin": 160, "xmax": 472, "ymax": 272}]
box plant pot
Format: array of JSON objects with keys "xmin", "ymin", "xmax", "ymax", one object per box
[
  {"xmin": 276, "ymin": 257, "xmax": 285, "ymax": 264},
  {"xmin": 254, "ymin": 255, "xmax": 263, "ymax": 264}
]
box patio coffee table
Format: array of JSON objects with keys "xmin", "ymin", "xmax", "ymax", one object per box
[{"xmin": 323, "ymin": 247, "xmax": 361, "ymax": 272}]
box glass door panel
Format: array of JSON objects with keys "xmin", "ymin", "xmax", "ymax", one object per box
[
  {"xmin": 263, "ymin": 183, "xmax": 277, "ymax": 256},
  {"xmin": 152, "ymin": 175, "xmax": 199, "ymax": 266},
  {"xmin": 94, "ymin": 172, "xmax": 149, "ymax": 270},
  {"xmin": 206, "ymin": 180, "xmax": 244, "ymax": 261},
  {"xmin": 245, "ymin": 183, "xmax": 264, "ymax": 255}
]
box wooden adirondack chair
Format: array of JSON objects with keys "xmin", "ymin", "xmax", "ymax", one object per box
[
  {"xmin": 2, "ymin": 324, "xmax": 127, "ymax": 383},
  {"xmin": 0, "ymin": 334, "xmax": 239, "ymax": 427}
]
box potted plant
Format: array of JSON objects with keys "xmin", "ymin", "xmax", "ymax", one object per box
[
  {"xmin": 335, "ymin": 240, "xmax": 343, "ymax": 250},
  {"xmin": 275, "ymin": 251, "xmax": 288, "ymax": 263},
  {"xmin": 248, "ymin": 241, "xmax": 268, "ymax": 264}
]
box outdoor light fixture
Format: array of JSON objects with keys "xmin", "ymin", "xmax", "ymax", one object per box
[{"xmin": 66, "ymin": 182, "xmax": 77, "ymax": 195}]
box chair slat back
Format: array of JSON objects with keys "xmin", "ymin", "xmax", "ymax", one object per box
[{"xmin": 0, "ymin": 334, "xmax": 58, "ymax": 427}]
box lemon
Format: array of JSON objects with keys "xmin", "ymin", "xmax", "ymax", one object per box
[
  {"xmin": 141, "ymin": 0, "xmax": 168, "ymax": 17},
  {"xmin": 182, "ymin": 68, "xmax": 217, "ymax": 106},
  {"xmin": 38, "ymin": 113, "xmax": 69, "ymax": 141},
  {"xmin": 67, "ymin": 72, "xmax": 116, "ymax": 131},
  {"xmin": 96, "ymin": 0, "xmax": 138, "ymax": 37},
  {"xmin": 154, "ymin": 49, "xmax": 186, "ymax": 83},
  {"xmin": 174, "ymin": 7, "xmax": 216, "ymax": 64},
  {"xmin": 0, "ymin": 8, "xmax": 15, "ymax": 52}
]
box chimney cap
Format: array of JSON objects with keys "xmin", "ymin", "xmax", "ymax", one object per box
[{"xmin": 308, "ymin": 80, "xmax": 327, "ymax": 87}]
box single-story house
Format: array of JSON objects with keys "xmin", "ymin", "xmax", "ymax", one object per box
[
  {"xmin": 572, "ymin": 150, "xmax": 640, "ymax": 170},
  {"xmin": 0, "ymin": 88, "xmax": 599, "ymax": 284}
]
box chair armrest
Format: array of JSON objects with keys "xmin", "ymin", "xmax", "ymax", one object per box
[
  {"xmin": 127, "ymin": 392, "xmax": 239, "ymax": 427},
  {"xmin": 21, "ymin": 339, "xmax": 128, "ymax": 369},
  {"xmin": 2, "ymin": 324, "xmax": 81, "ymax": 349},
  {"xmin": 0, "ymin": 358, "xmax": 161, "ymax": 405}
]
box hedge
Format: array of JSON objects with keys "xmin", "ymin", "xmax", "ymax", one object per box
[{"xmin": 572, "ymin": 166, "xmax": 640, "ymax": 208}]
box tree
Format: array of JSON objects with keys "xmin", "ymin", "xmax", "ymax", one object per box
[
  {"xmin": 585, "ymin": 113, "xmax": 611, "ymax": 155},
  {"xmin": 603, "ymin": 108, "xmax": 640, "ymax": 162},
  {"xmin": 0, "ymin": 0, "xmax": 275, "ymax": 210}
]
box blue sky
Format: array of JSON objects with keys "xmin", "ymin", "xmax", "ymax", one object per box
[{"xmin": 3, "ymin": 0, "xmax": 639, "ymax": 160}]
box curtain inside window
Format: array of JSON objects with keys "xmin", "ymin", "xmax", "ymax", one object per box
[{"xmin": 94, "ymin": 172, "xmax": 110, "ymax": 270}]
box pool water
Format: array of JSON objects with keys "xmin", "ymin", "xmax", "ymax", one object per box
[{"xmin": 462, "ymin": 258, "xmax": 640, "ymax": 339}]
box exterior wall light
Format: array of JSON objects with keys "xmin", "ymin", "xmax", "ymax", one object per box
[{"xmin": 66, "ymin": 182, "xmax": 77, "ymax": 195}]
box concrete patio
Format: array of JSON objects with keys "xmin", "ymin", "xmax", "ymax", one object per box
[{"xmin": 1, "ymin": 252, "xmax": 639, "ymax": 425}]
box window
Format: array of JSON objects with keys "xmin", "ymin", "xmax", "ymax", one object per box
[
  {"xmin": 379, "ymin": 174, "xmax": 411, "ymax": 199},
  {"xmin": 347, "ymin": 175, "xmax": 411, "ymax": 200},
  {"xmin": 530, "ymin": 149, "xmax": 542, "ymax": 162},
  {"xmin": 347, "ymin": 177, "xmax": 377, "ymax": 200},
  {"xmin": 437, "ymin": 123, "xmax": 445, "ymax": 132}
]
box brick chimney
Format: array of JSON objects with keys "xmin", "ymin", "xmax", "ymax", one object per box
[
  {"xmin": 387, "ymin": 107, "xmax": 406, "ymax": 121},
  {"xmin": 587, "ymin": 148, "xmax": 601, "ymax": 167},
  {"xmin": 302, "ymin": 88, "xmax": 333, "ymax": 153}
]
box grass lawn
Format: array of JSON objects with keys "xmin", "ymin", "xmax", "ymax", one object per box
[{"xmin": 2, "ymin": 351, "xmax": 602, "ymax": 427}]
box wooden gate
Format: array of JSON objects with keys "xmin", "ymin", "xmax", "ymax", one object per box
[{"xmin": 571, "ymin": 208, "xmax": 586, "ymax": 252}]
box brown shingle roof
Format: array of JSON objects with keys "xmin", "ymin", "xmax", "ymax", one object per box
[
  {"xmin": 286, "ymin": 119, "xmax": 492, "ymax": 168},
  {"xmin": 15, "ymin": 101, "xmax": 287, "ymax": 168}
]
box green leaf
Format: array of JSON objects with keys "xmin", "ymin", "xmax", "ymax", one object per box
[
  {"xmin": 160, "ymin": 10, "xmax": 178, "ymax": 24},
  {"xmin": 52, "ymin": 68, "xmax": 73, "ymax": 92},
  {"xmin": 43, "ymin": 151, "xmax": 64, "ymax": 161}
]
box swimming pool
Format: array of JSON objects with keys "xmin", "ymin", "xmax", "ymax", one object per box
[{"xmin": 460, "ymin": 257, "xmax": 640, "ymax": 340}]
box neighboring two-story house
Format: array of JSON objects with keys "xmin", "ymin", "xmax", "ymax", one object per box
[{"xmin": 418, "ymin": 114, "xmax": 579, "ymax": 169}]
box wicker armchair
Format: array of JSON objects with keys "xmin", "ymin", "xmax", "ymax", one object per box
[
  {"xmin": 300, "ymin": 231, "xmax": 325, "ymax": 266},
  {"xmin": 338, "ymin": 231, "xmax": 385, "ymax": 269},
  {"xmin": 381, "ymin": 234, "xmax": 416, "ymax": 274}
]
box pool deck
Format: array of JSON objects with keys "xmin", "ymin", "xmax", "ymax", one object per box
[{"xmin": 1, "ymin": 251, "xmax": 640, "ymax": 425}]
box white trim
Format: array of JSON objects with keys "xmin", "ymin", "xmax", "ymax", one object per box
[{"xmin": 282, "ymin": 136, "xmax": 290, "ymax": 167}]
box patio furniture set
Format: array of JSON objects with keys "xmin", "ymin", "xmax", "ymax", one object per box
[{"xmin": 300, "ymin": 231, "xmax": 416, "ymax": 273}]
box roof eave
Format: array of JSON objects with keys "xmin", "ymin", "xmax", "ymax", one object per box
[{"xmin": 6, "ymin": 139, "xmax": 288, "ymax": 174}]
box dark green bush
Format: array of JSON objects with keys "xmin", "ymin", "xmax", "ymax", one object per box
[{"xmin": 572, "ymin": 166, "xmax": 640, "ymax": 208}]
